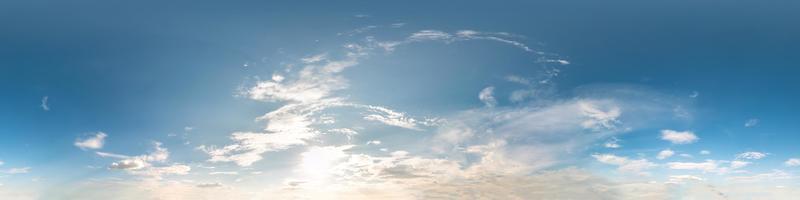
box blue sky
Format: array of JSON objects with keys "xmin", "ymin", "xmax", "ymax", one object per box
[{"xmin": 1, "ymin": 0, "xmax": 800, "ymax": 199}]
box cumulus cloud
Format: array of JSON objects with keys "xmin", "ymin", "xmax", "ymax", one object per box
[
  {"xmin": 736, "ymin": 152, "xmax": 768, "ymax": 160},
  {"xmin": 478, "ymin": 86, "xmax": 497, "ymax": 107},
  {"xmin": 74, "ymin": 132, "xmax": 108, "ymax": 150},
  {"xmin": 657, "ymin": 149, "xmax": 675, "ymax": 160},
  {"xmin": 660, "ymin": 130, "xmax": 698, "ymax": 144},
  {"xmin": 785, "ymin": 158, "xmax": 800, "ymax": 167},
  {"xmin": 104, "ymin": 142, "xmax": 190, "ymax": 179}
]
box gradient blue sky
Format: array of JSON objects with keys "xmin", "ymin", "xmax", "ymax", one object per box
[{"xmin": 1, "ymin": 0, "xmax": 800, "ymax": 199}]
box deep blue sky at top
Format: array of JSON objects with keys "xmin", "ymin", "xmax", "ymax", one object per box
[{"xmin": 1, "ymin": 0, "xmax": 799, "ymax": 175}]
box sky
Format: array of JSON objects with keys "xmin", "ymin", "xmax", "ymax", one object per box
[{"xmin": 1, "ymin": 0, "xmax": 800, "ymax": 199}]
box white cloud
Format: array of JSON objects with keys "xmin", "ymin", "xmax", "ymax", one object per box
[
  {"xmin": 785, "ymin": 158, "xmax": 800, "ymax": 167},
  {"xmin": 2, "ymin": 167, "xmax": 31, "ymax": 174},
  {"xmin": 360, "ymin": 105, "xmax": 430, "ymax": 130},
  {"xmin": 74, "ymin": 132, "xmax": 107, "ymax": 150},
  {"xmin": 727, "ymin": 170, "xmax": 793, "ymax": 182},
  {"xmin": 103, "ymin": 142, "xmax": 189, "ymax": 179},
  {"xmin": 478, "ymin": 86, "xmax": 497, "ymax": 107},
  {"xmin": 40, "ymin": 96, "xmax": 49, "ymax": 111},
  {"xmin": 744, "ymin": 118, "xmax": 759, "ymax": 127},
  {"xmin": 736, "ymin": 151, "xmax": 768, "ymax": 160},
  {"xmin": 730, "ymin": 161, "xmax": 751, "ymax": 169},
  {"xmin": 667, "ymin": 160, "xmax": 749, "ymax": 174},
  {"xmin": 657, "ymin": 149, "xmax": 675, "ymax": 160},
  {"xmin": 604, "ymin": 137, "xmax": 621, "ymax": 148},
  {"xmin": 365, "ymin": 140, "xmax": 381, "ymax": 145},
  {"xmin": 660, "ymin": 130, "xmax": 698, "ymax": 144},
  {"xmin": 700, "ymin": 150, "xmax": 711, "ymax": 155},
  {"xmin": 95, "ymin": 152, "xmax": 130, "ymax": 159},
  {"xmin": 199, "ymin": 131, "xmax": 312, "ymax": 166},
  {"xmin": 579, "ymin": 101, "xmax": 621, "ymax": 130},
  {"xmin": 593, "ymin": 154, "xmax": 657, "ymax": 175},
  {"xmin": 667, "ymin": 175, "xmax": 704, "ymax": 184},
  {"xmin": 667, "ymin": 160, "xmax": 719, "ymax": 172}
]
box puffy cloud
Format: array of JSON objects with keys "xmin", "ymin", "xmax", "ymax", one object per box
[
  {"xmin": 657, "ymin": 149, "xmax": 675, "ymax": 160},
  {"xmin": 478, "ymin": 86, "xmax": 497, "ymax": 107},
  {"xmin": 736, "ymin": 151, "xmax": 768, "ymax": 160},
  {"xmin": 74, "ymin": 132, "xmax": 107, "ymax": 150},
  {"xmin": 105, "ymin": 142, "xmax": 190, "ymax": 179},
  {"xmin": 784, "ymin": 158, "xmax": 800, "ymax": 167},
  {"xmin": 660, "ymin": 130, "xmax": 698, "ymax": 144}
]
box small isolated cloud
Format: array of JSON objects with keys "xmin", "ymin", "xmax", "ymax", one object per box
[
  {"xmin": 366, "ymin": 140, "xmax": 381, "ymax": 145},
  {"xmin": 744, "ymin": 118, "xmax": 759, "ymax": 127},
  {"xmin": 660, "ymin": 130, "xmax": 698, "ymax": 144},
  {"xmin": 74, "ymin": 132, "xmax": 108, "ymax": 150},
  {"xmin": 736, "ymin": 151, "xmax": 768, "ymax": 160},
  {"xmin": 478, "ymin": 86, "xmax": 497, "ymax": 107},
  {"xmin": 603, "ymin": 137, "xmax": 621, "ymax": 148},
  {"xmin": 689, "ymin": 91, "xmax": 699, "ymax": 98},
  {"xmin": 40, "ymin": 96, "xmax": 49, "ymax": 111},
  {"xmin": 699, "ymin": 150, "xmax": 711, "ymax": 155},
  {"xmin": 657, "ymin": 149, "xmax": 675, "ymax": 160},
  {"xmin": 785, "ymin": 158, "xmax": 800, "ymax": 167}
]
